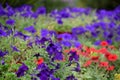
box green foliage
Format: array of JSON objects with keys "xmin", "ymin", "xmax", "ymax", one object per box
[{"xmin": 76, "ymin": 0, "xmax": 120, "ymax": 9}]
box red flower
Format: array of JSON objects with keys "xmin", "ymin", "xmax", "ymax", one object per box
[
  {"xmin": 98, "ymin": 48, "xmax": 108, "ymax": 54},
  {"xmin": 107, "ymin": 54, "xmax": 118, "ymax": 62},
  {"xmin": 83, "ymin": 60, "xmax": 92, "ymax": 67},
  {"xmin": 104, "ymin": 52, "xmax": 111, "ymax": 58},
  {"xmin": 36, "ymin": 57, "xmax": 44, "ymax": 65},
  {"xmin": 70, "ymin": 47, "xmax": 78, "ymax": 52},
  {"xmin": 107, "ymin": 66, "xmax": 114, "ymax": 71},
  {"xmin": 100, "ymin": 41, "xmax": 108, "ymax": 47},
  {"xmin": 90, "ymin": 47, "xmax": 97, "ymax": 52},
  {"xmin": 99, "ymin": 61, "xmax": 109, "ymax": 67},
  {"xmin": 63, "ymin": 49, "xmax": 70, "ymax": 53},
  {"xmin": 109, "ymin": 45, "xmax": 116, "ymax": 50},
  {"xmin": 91, "ymin": 56, "xmax": 99, "ymax": 62}
]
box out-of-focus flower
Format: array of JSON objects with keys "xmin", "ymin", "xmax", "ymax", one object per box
[
  {"xmin": 100, "ymin": 41, "xmax": 108, "ymax": 47},
  {"xmin": 59, "ymin": 11, "xmax": 70, "ymax": 18},
  {"xmin": 46, "ymin": 43, "xmax": 63, "ymax": 61},
  {"xmin": 99, "ymin": 61, "xmax": 108, "ymax": 67},
  {"xmin": 61, "ymin": 40, "xmax": 71, "ymax": 47},
  {"xmin": 6, "ymin": 4, "xmax": 15, "ymax": 16},
  {"xmin": 65, "ymin": 75, "xmax": 77, "ymax": 80},
  {"xmin": 107, "ymin": 54, "xmax": 118, "ymax": 62},
  {"xmin": 69, "ymin": 51, "xmax": 79, "ymax": 61},
  {"xmin": 24, "ymin": 26, "xmax": 36, "ymax": 34},
  {"xmin": 50, "ymin": 75, "xmax": 60, "ymax": 80},
  {"xmin": 72, "ymin": 27, "xmax": 86, "ymax": 35},
  {"xmin": 73, "ymin": 62, "xmax": 81, "ymax": 72},
  {"xmin": 108, "ymin": 45, "xmax": 116, "ymax": 50},
  {"xmin": 98, "ymin": 48, "xmax": 108, "ymax": 53},
  {"xmin": 0, "ymin": 50, "xmax": 8, "ymax": 57},
  {"xmin": 73, "ymin": 41, "xmax": 81, "ymax": 48},
  {"xmin": 41, "ymin": 29, "xmax": 49, "ymax": 37},
  {"xmin": 58, "ymin": 33, "xmax": 72, "ymax": 41},
  {"xmin": 35, "ymin": 37, "xmax": 48, "ymax": 45},
  {"xmin": 14, "ymin": 31, "xmax": 30, "ymax": 40},
  {"xmin": 11, "ymin": 45, "xmax": 20, "ymax": 52},
  {"xmin": 16, "ymin": 63, "xmax": 29, "ymax": 77},
  {"xmin": 36, "ymin": 57, "xmax": 44, "ymax": 65},
  {"xmin": 106, "ymin": 65, "xmax": 114, "ymax": 71},
  {"xmin": 36, "ymin": 63, "xmax": 58, "ymax": 80},
  {"xmin": 6, "ymin": 19, "xmax": 15, "ymax": 26},
  {"xmin": 0, "ymin": 29, "xmax": 7, "ymax": 37},
  {"xmin": 83, "ymin": 60, "xmax": 92, "ymax": 67},
  {"xmin": 1, "ymin": 59, "xmax": 5, "ymax": 65},
  {"xmin": 0, "ymin": 5, "xmax": 6, "ymax": 16},
  {"xmin": 57, "ymin": 19, "xmax": 63, "ymax": 24},
  {"xmin": 36, "ymin": 6, "xmax": 46, "ymax": 15}
]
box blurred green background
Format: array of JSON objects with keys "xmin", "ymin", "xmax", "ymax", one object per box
[{"xmin": 0, "ymin": 0, "xmax": 120, "ymax": 12}]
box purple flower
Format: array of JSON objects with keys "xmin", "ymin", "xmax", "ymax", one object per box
[
  {"xmin": 0, "ymin": 29, "xmax": 7, "ymax": 37},
  {"xmin": 36, "ymin": 6, "xmax": 46, "ymax": 15},
  {"xmin": 61, "ymin": 41, "xmax": 71, "ymax": 47},
  {"xmin": 50, "ymin": 75, "xmax": 60, "ymax": 80},
  {"xmin": 49, "ymin": 30, "xmax": 57, "ymax": 37},
  {"xmin": 73, "ymin": 62, "xmax": 81, "ymax": 72},
  {"xmin": 103, "ymin": 31, "xmax": 113, "ymax": 39},
  {"xmin": 69, "ymin": 51, "xmax": 79, "ymax": 61},
  {"xmin": 16, "ymin": 63, "xmax": 29, "ymax": 77},
  {"xmin": 49, "ymin": 9, "xmax": 58, "ymax": 17},
  {"xmin": 57, "ymin": 19, "xmax": 63, "ymax": 24},
  {"xmin": 59, "ymin": 11, "xmax": 70, "ymax": 18},
  {"xmin": 36, "ymin": 63, "xmax": 57, "ymax": 80},
  {"xmin": 6, "ymin": 4, "xmax": 15, "ymax": 16},
  {"xmin": 46, "ymin": 43, "xmax": 63, "ymax": 61},
  {"xmin": 35, "ymin": 37, "xmax": 50, "ymax": 45},
  {"xmin": 0, "ymin": 5, "xmax": 6, "ymax": 16},
  {"xmin": 14, "ymin": 31, "xmax": 30, "ymax": 40},
  {"xmin": 94, "ymin": 40, "xmax": 101, "ymax": 46},
  {"xmin": 54, "ymin": 51, "xmax": 63, "ymax": 60},
  {"xmin": 73, "ymin": 41, "xmax": 81, "ymax": 48},
  {"xmin": 24, "ymin": 26, "xmax": 36, "ymax": 34},
  {"xmin": 21, "ymin": 11, "xmax": 32, "ymax": 18},
  {"xmin": 6, "ymin": 19, "xmax": 15, "ymax": 26},
  {"xmin": 1, "ymin": 59, "xmax": 5, "ymax": 65},
  {"xmin": 11, "ymin": 45, "xmax": 20, "ymax": 52},
  {"xmin": 108, "ymin": 22, "xmax": 115, "ymax": 28},
  {"xmin": 58, "ymin": 33, "xmax": 72, "ymax": 41},
  {"xmin": 115, "ymin": 36, "xmax": 120, "ymax": 41},
  {"xmin": 46, "ymin": 43, "xmax": 58, "ymax": 55},
  {"xmin": 91, "ymin": 31, "xmax": 98, "ymax": 38},
  {"xmin": 27, "ymin": 41, "xmax": 33, "ymax": 47},
  {"xmin": 72, "ymin": 27, "xmax": 86, "ymax": 35},
  {"xmin": 117, "ymin": 30, "xmax": 120, "ymax": 35},
  {"xmin": 41, "ymin": 29, "xmax": 49, "ymax": 37},
  {"xmin": 86, "ymin": 25, "xmax": 95, "ymax": 32},
  {"xmin": 0, "ymin": 50, "xmax": 8, "ymax": 57},
  {"xmin": 99, "ymin": 22, "xmax": 107, "ymax": 30},
  {"xmin": 106, "ymin": 39, "xmax": 112, "ymax": 44},
  {"xmin": 65, "ymin": 75, "xmax": 77, "ymax": 80},
  {"xmin": 36, "ymin": 63, "xmax": 47, "ymax": 70}
]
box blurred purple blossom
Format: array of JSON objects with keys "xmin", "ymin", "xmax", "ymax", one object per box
[
  {"xmin": 16, "ymin": 63, "xmax": 29, "ymax": 77},
  {"xmin": 24, "ymin": 26, "xmax": 36, "ymax": 34},
  {"xmin": 6, "ymin": 19, "xmax": 15, "ymax": 26}
]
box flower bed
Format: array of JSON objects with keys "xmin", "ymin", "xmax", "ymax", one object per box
[{"xmin": 0, "ymin": 4, "xmax": 120, "ymax": 80}]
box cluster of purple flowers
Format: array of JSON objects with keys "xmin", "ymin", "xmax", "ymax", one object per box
[{"xmin": 0, "ymin": 4, "xmax": 46, "ymax": 18}]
